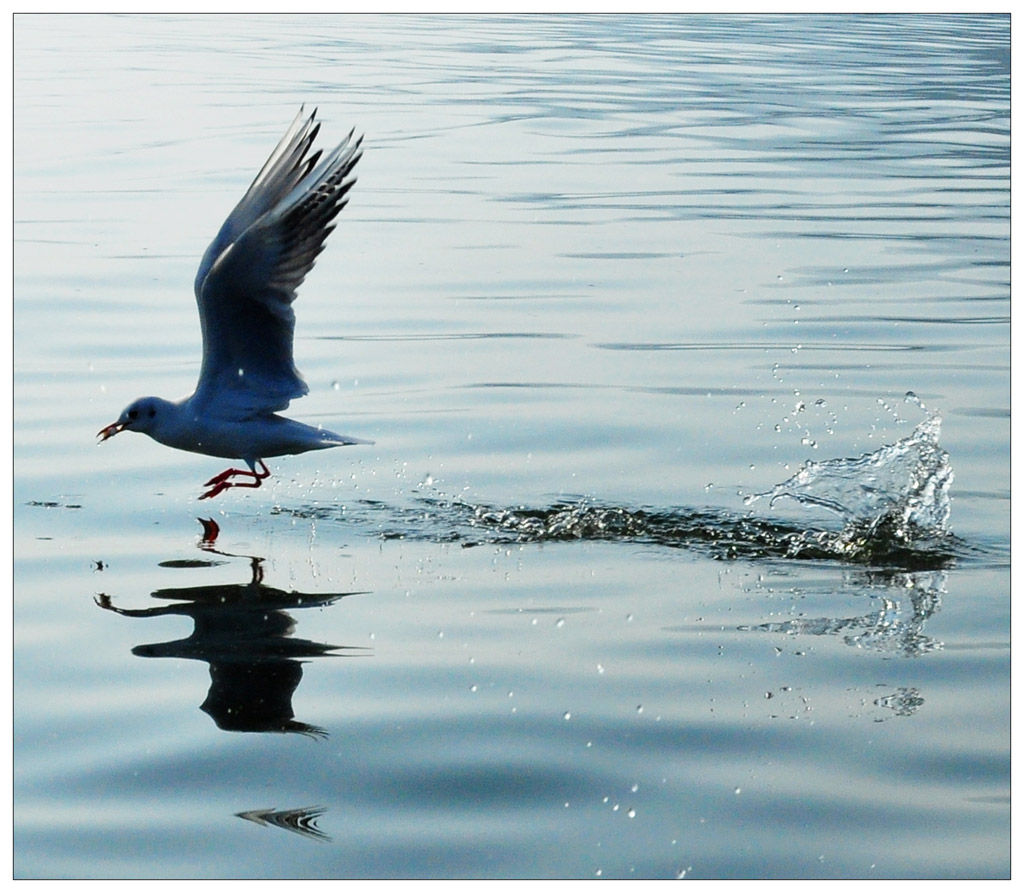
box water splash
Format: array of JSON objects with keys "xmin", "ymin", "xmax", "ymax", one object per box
[
  {"xmin": 744, "ymin": 413, "xmax": 954, "ymax": 563},
  {"xmin": 447, "ymin": 415, "xmax": 957, "ymax": 567},
  {"xmin": 276, "ymin": 414, "xmax": 959, "ymax": 569}
]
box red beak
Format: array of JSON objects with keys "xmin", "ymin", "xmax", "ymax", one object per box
[{"xmin": 97, "ymin": 421, "xmax": 125, "ymax": 443}]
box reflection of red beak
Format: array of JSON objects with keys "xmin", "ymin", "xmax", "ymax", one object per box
[{"xmin": 97, "ymin": 421, "xmax": 125, "ymax": 442}]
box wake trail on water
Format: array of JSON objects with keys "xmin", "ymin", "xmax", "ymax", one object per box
[{"xmin": 279, "ymin": 414, "xmax": 962, "ymax": 570}]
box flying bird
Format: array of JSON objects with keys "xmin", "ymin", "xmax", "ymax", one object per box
[{"xmin": 98, "ymin": 108, "xmax": 371, "ymax": 500}]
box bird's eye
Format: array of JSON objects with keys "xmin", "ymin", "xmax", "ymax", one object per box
[
  {"xmin": 128, "ymin": 409, "xmax": 139, "ymax": 420},
  {"xmin": 148, "ymin": 408, "xmax": 156, "ymax": 418}
]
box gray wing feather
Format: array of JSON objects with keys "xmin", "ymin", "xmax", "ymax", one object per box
[{"xmin": 192, "ymin": 108, "xmax": 362, "ymax": 417}]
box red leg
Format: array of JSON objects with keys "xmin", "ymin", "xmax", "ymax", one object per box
[{"xmin": 198, "ymin": 459, "xmax": 270, "ymax": 500}]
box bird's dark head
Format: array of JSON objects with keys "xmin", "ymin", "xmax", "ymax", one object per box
[{"xmin": 97, "ymin": 396, "xmax": 164, "ymax": 441}]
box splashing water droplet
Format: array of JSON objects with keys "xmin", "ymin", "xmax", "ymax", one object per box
[{"xmin": 747, "ymin": 414, "xmax": 953, "ymax": 560}]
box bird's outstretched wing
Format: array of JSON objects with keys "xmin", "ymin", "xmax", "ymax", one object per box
[{"xmin": 191, "ymin": 107, "xmax": 362, "ymax": 417}]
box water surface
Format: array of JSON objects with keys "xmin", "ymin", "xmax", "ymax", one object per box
[{"xmin": 13, "ymin": 13, "xmax": 1009, "ymax": 879}]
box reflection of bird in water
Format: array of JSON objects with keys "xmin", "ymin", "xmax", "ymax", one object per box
[{"xmin": 96, "ymin": 530, "xmax": 368, "ymax": 736}]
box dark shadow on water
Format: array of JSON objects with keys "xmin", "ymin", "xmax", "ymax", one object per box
[{"xmin": 95, "ymin": 544, "xmax": 369, "ymax": 737}]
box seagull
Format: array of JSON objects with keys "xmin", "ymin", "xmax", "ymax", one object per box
[{"xmin": 98, "ymin": 107, "xmax": 371, "ymax": 500}]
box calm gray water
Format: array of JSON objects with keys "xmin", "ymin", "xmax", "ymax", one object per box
[{"xmin": 14, "ymin": 14, "xmax": 1009, "ymax": 879}]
